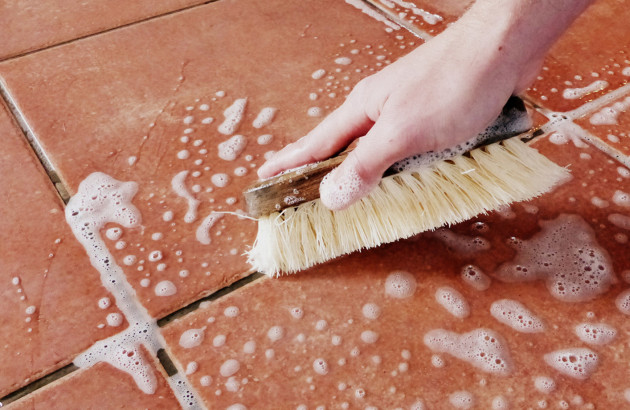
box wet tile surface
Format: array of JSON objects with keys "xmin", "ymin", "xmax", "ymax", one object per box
[
  {"xmin": 527, "ymin": 0, "xmax": 630, "ymax": 112},
  {"xmin": 0, "ymin": 0, "xmax": 418, "ymax": 318},
  {"xmin": 574, "ymin": 90, "xmax": 630, "ymax": 158},
  {"xmin": 162, "ymin": 134, "xmax": 630, "ymax": 408},
  {"xmin": 0, "ymin": 0, "xmax": 210, "ymax": 61},
  {"xmin": 6, "ymin": 353, "xmax": 180, "ymax": 409},
  {"xmin": 368, "ymin": 0, "xmax": 472, "ymax": 36},
  {"xmin": 0, "ymin": 102, "xmax": 124, "ymax": 397}
]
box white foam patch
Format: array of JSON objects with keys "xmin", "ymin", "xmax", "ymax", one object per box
[
  {"xmin": 495, "ymin": 214, "xmax": 615, "ymax": 302},
  {"xmin": 449, "ymin": 391, "xmax": 475, "ymax": 409},
  {"xmin": 390, "ymin": 0, "xmax": 443, "ymax": 24},
  {"xmin": 435, "ymin": 287, "xmax": 470, "ymax": 318},
  {"xmin": 344, "ymin": 0, "xmax": 400, "ymax": 30},
  {"xmin": 492, "ymin": 396, "xmax": 509, "ymax": 409},
  {"xmin": 218, "ymin": 135, "xmax": 247, "ymax": 161},
  {"xmin": 534, "ymin": 376, "xmax": 556, "ymax": 393},
  {"xmin": 609, "ymin": 213, "xmax": 630, "ymax": 230},
  {"xmin": 155, "ymin": 280, "xmax": 176, "ymax": 296},
  {"xmin": 461, "ymin": 265, "xmax": 491, "ymax": 291},
  {"xmin": 220, "ymin": 359, "xmax": 240, "ymax": 377},
  {"xmin": 179, "ymin": 327, "xmax": 206, "ymax": 349},
  {"xmin": 196, "ymin": 212, "xmax": 223, "ymax": 245},
  {"xmin": 613, "ymin": 190, "xmax": 630, "ymax": 207},
  {"xmin": 424, "ymin": 328, "xmax": 513, "ymax": 375},
  {"xmin": 490, "ymin": 299, "xmax": 545, "ymax": 333},
  {"xmin": 334, "ymin": 57, "xmax": 352, "ymax": 65},
  {"xmin": 562, "ymin": 80, "xmax": 608, "ymax": 100},
  {"xmin": 544, "ymin": 348, "xmax": 598, "ymax": 380},
  {"xmin": 313, "ymin": 358, "xmax": 329, "ymax": 375},
  {"xmin": 319, "ymin": 166, "xmax": 372, "ymax": 210},
  {"xmin": 589, "ymin": 96, "xmax": 630, "ymax": 125},
  {"xmin": 171, "ymin": 171, "xmax": 200, "ymax": 223},
  {"xmin": 385, "ymin": 271, "xmax": 417, "ymax": 299},
  {"xmin": 252, "ymin": 107, "xmax": 277, "ymax": 128},
  {"xmin": 218, "ymin": 98, "xmax": 247, "ymax": 135},
  {"xmin": 267, "ymin": 326, "xmax": 284, "ymax": 342},
  {"xmin": 616, "ymin": 289, "xmax": 630, "ymax": 315},
  {"xmin": 312, "ymin": 69, "xmax": 326, "ymax": 79},
  {"xmin": 362, "ymin": 303, "xmax": 381, "ymax": 320},
  {"xmin": 574, "ymin": 323, "xmax": 617, "ymax": 345},
  {"xmin": 360, "ymin": 330, "xmax": 379, "ymax": 344}
]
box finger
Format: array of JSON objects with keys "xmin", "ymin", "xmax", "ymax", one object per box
[
  {"xmin": 257, "ymin": 94, "xmax": 373, "ymax": 179},
  {"xmin": 319, "ymin": 117, "xmax": 413, "ymax": 211}
]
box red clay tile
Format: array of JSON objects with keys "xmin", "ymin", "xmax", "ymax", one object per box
[
  {"xmin": 6, "ymin": 351, "xmax": 180, "ymax": 409},
  {"xmin": 162, "ymin": 133, "xmax": 630, "ymax": 408},
  {"xmin": 0, "ymin": 102, "xmax": 124, "ymax": 397},
  {"xmin": 526, "ymin": 0, "xmax": 630, "ymax": 112},
  {"xmin": 0, "ymin": 0, "xmax": 419, "ymax": 318},
  {"xmin": 0, "ymin": 0, "xmax": 210, "ymax": 61}
]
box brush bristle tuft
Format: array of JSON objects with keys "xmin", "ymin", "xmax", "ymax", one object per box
[{"xmin": 247, "ymin": 139, "xmax": 570, "ymax": 277}]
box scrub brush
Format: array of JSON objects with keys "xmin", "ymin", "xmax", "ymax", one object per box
[{"xmin": 244, "ymin": 96, "xmax": 569, "ymax": 276}]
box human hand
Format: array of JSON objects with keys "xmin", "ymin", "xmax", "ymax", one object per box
[{"xmin": 257, "ymin": 0, "xmax": 593, "ymax": 211}]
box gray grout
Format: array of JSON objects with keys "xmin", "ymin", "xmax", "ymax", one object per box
[{"xmin": 0, "ymin": 364, "xmax": 78, "ymax": 407}]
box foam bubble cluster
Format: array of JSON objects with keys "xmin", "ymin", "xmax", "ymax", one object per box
[
  {"xmin": 449, "ymin": 391, "xmax": 475, "ymax": 409},
  {"xmin": 435, "ymin": 287, "xmax": 470, "ymax": 319},
  {"xmin": 490, "ymin": 299, "xmax": 545, "ymax": 333},
  {"xmin": 534, "ymin": 376, "xmax": 556, "ymax": 393},
  {"xmin": 575, "ymin": 323, "xmax": 617, "ymax": 345},
  {"xmin": 495, "ymin": 214, "xmax": 615, "ymax": 302},
  {"xmin": 616, "ymin": 289, "xmax": 630, "ymax": 315},
  {"xmin": 218, "ymin": 98, "xmax": 247, "ymax": 135},
  {"xmin": 179, "ymin": 327, "xmax": 206, "ymax": 349},
  {"xmin": 218, "ymin": 135, "xmax": 247, "ymax": 161},
  {"xmin": 461, "ymin": 265, "xmax": 491, "ymax": 291},
  {"xmin": 544, "ymin": 348, "xmax": 598, "ymax": 380},
  {"xmin": 424, "ymin": 328, "xmax": 513, "ymax": 375},
  {"xmin": 385, "ymin": 271, "xmax": 417, "ymax": 299}
]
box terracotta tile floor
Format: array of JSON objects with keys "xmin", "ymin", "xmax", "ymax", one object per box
[
  {"xmin": 162, "ymin": 135, "xmax": 630, "ymax": 409},
  {"xmin": 0, "ymin": 0, "xmax": 417, "ymax": 319},
  {"xmin": 1, "ymin": 0, "xmax": 629, "ymax": 408},
  {"xmin": 8, "ymin": 352, "xmax": 180, "ymax": 409},
  {"xmin": 0, "ymin": 101, "xmax": 127, "ymax": 398},
  {"xmin": 0, "ymin": 0, "xmax": 211, "ymax": 61}
]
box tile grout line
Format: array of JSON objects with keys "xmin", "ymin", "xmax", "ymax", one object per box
[
  {"xmin": 0, "ymin": 78, "xmax": 71, "ymax": 203},
  {"xmin": 0, "ymin": 1, "xmax": 219, "ymax": 64},
  {"xmin": 0, "ymin": 364, "xmax": 78, "ymax": 407}
]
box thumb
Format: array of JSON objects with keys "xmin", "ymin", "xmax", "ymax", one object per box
[{"xmin": 319, "ymin": 118, "xmax": 413, "ymax": 211}]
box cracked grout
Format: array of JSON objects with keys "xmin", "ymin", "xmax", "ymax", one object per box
[{"xmin": 0, "ymin": 1, "xmax": 220, "ymax": 64}]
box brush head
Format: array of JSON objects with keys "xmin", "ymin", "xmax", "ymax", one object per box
[{"xmin": 244, "ymin": 96, "xmax": 567, "ymax": 277}]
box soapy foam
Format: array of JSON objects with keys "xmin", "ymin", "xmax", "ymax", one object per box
[
  {"xmin": 424, "ymin": 328, "xmax": 513, "ymax": 375},
  {"xmin": 544, "ymin": 348, "xmax": 598, "ymax": 380},
  {"xmin": 218, "ymin": 98, "xmax": 247, "ymax": 135},
  {"xmin": 362, "ymin": 303, "xmax": 381, "ymax": 320},
  {"xmin": 495, "ymin": 214, "xmax": 615, "ymax": 302},
  {"xmin": 492, "ymin": 396, "xmax": 509, "ymax": 409},
  {"xmin": 179, "ymin": 327, "xmax": 206, "ymax": 349},
  {"xmin": 589, "ymin": 96, "xmax": 630, "ymax": 125},
  {"xmin": 433, "ymin": 229, "xmax": 490, "ymax": 255},
  {"xmin": 267, "ymin": 326, "xmax": 284, "ymax": 342},
  {"xmin": 385, "ymin": 271, "xmax": 417, "ymax": 299},
  {"xmin": 155, "ymin": 280, "xmax": 176, "ymax": 296},
  {"xmin": 218, "ymin": 135, "xmax": 247, "ymax": 161},
  {"xmin": 257, "ymin": 134, "xmax": 273, "ymax": 145},
  {"xmin": 252, "ymin": 107, "xmax": 277, "ymax": 128},
  {"xmin": 319, "ymin": 166, "xmax": 371, "ymax": 211},
  {"xmin": 220, "ymin": 359, "xmax": 240, "ymax": 377},
  {"xmin": 311, "ymin": 69, "xmax": 326, "ymax": 80},
  {"xmin": 313, "ymin": 358, "xmax": 329, "ymax": 375},
  {"xmin": 211, "ymin": 173, "xmax": 230, "ymax": 188},
  {"xmin": 613, "ymin": 190, "xmax": 630, "ymax": 207},
  {"xmin": 616, "ymin": 289, "xmax": 630, "ymax": 315},
  {"xmin": 435, "ymin": 287, "xmax": 470, "ymax": 319},
  {"xmin": 196, "ymin": 212, "xmax": 223, "ymax": 245},
  {"xmin": 574, "ymin": 323, "xmax": 617, "ymax": 345},
  {"xmin": 534, "ymin": 376, "xmax": 555, "ymax": 393},
  {"xmin": 461, "ymin": 265, "xmax": 491, "ymax": 291},
  {"xmin": 562, "ymin": 80, "xmax": 608, "ymax": 100},
  {"xmin": 171, "ymin": 171, "xmax": 200, "ymax": 223},
  {"xmin": 608, "ymin": 213, "xmax": 630, "ymax": 230},
  {"xmin": 360, "ymin": 330, "xmax": 379, "ymax": 343},
  {"xmin": 390, "ymin": 0, "xmax": 443, "ymax": 24},
  {"xmin": 343, "ymin": 0, "xmax": 401, "ymax": 30},
  {"xmin": 490, "ymin": 299, "xmax": 545, "ymax": 333},
  {"xmin": 449, "ymin": 391, "xmax": 474, "ymax": 409}
]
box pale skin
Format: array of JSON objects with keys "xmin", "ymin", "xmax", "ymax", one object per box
[{"xmin": 258, "ymin": 0, "xmax": 595, "ymax": 210}]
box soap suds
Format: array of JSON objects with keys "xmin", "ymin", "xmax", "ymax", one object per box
[
  {"xmin": 435, "ymin": 287, "xmax": 470, "ymax": 318},
  {"xmin": 562, "ymin": 80, "xmax": 608, "ymax": 100},
  {"xmin": 252, "ymin": 107, "xmax": 277, "ymax": 128},
  {"xmin": 574, "ymin": 323, "xmax": 617, "ymax": 345},
  {"xmin": 218, "ymin": 135, "xmax": 247, "ymax": 161},
  {"xmin": 218, "ymin": 98, "xmax": 248, "ymax": 135},
  {"xmin": 544, "ymin": 348, "xmax": 598, "ymax": 380},
  {"xmin": 495, "ymin": 214, "xmax": 615, "ymax": 302},
  {"xmin": 490, "ymin": 299, "xmax": 545, "ymax": 333},
  {"xmin": 171, "ymin": 171, "xmax": 200, "ymax": 223},
  {"xmin": 196, "ymin": 212, "xmax": 224, "ymax": 245}
]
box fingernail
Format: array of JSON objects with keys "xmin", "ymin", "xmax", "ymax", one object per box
[{"xmin": 319, "ymin": 164, "xmax": 373, "ymax": 211}]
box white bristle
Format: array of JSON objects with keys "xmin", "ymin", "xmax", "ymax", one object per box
[{"xmin": 247, "ymin": 139, "xmax": 570, "ymax": 276}]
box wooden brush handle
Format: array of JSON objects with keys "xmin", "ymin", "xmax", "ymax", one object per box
[
  {"xmin": 244, "ymin": 96, "xmax": 530, "ymax": 218},
  {"xmin": 244, "ymin": 154, "xmax": 348, "ymax": 218}
]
